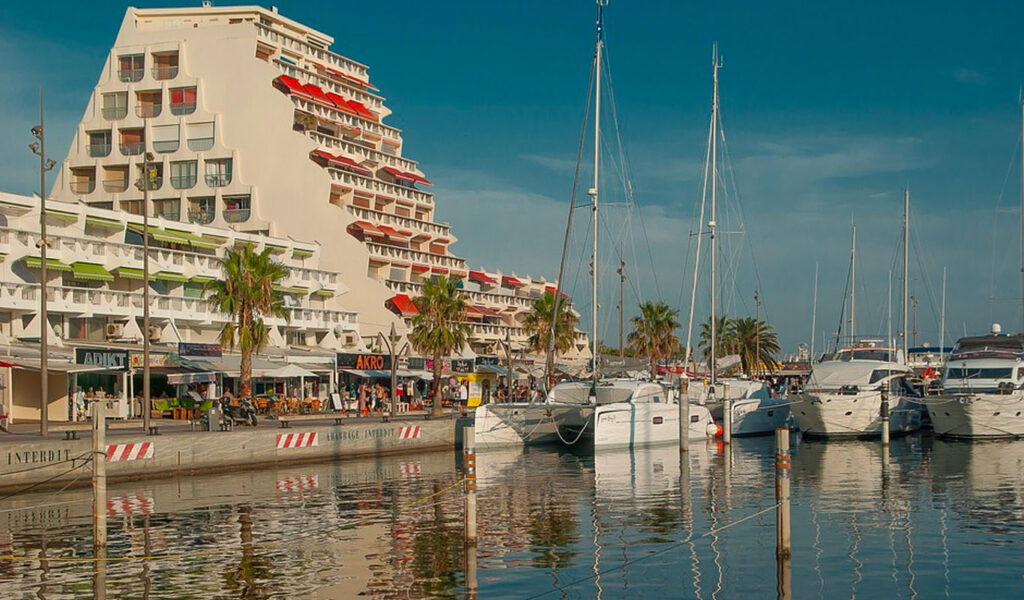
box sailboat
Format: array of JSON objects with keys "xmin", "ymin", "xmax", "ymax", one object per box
[
  {"xmin": 681, "ymin": 46, "xmax": 790, "ymax": 437},
  {"xmin": 793, "ymin": 193, "xmax": 922, "ymax": 437}
]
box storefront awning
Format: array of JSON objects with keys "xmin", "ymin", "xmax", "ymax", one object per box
[
  {"xmin": 340, "ymin": 368, "xmax": 391, "ymax": 378},
  {"xmin": 477, "ymin": 364, "xmax": 512, "ymax": 375},
  {"xmin": 166, "ymin": 372, "xmax": 217, "ymax": 385},
  {"xmin": 71, "ymin": 262, "xmax": 114, "ymax": 282}
]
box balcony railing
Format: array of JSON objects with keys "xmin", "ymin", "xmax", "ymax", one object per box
[
  {"xmin": 135, "ymin": 177, "xmax": 162, "ymax": 191},
  {"xmin": 366, "ymin": 242, "xmax": 465, "ymax": 269},
  {"xmin": 118, "ymin": 69, "xmax": 144, "ymax": 83},
  {"xmin": 87, "ymin": 143, "xmax": 111, "ymax": 157},
  {"xmin": 171, "ymin": 175, "xmax": 197, "ymax": 190},
  {"xmin": 170, "ymin": 102, "xmax": 196, "ymax": 116},
  {"xmin": 120, "ymin": 142, "xmax": 145, "ymax": 156},
  {"xmin": 188, "ymin": 209, "xmax": 214, "ymax": 225},
  {"xmin": 102, "ymin": 106, "xmax": 127, "ymax": 120},
  {"xmin": 135, "ymin": 104, "xmax": 162, "ymax": 118},
  {"xmin": 70, "ymin": 180, "xmax": 95, "ymax": 194},
  {"xmin": 103, "ymin": 179, "xmax": 128, "ymax": 193},
  {"xmin": 345, "ymin": 205, "xmax": 450, "ymax": 237},
  {"xmin": 223, "ymin": 208, "xmax": 250, "ymax": 223},
  {"xmin": 152, "ymin": 65, "xmax": 178, "ymax": 80},
  {"xmin": 153, "ymin": 140, "xmax": 179, "ymax": 153},
  {"xmin": 204, "ymin": 174, "xmax": 231, "ymax": 187},
  {"xmin": 188, "ymin": 137, "xmax": 214, "ymax": 152}
]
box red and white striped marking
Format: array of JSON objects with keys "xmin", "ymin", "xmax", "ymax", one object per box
[
  {"xmin": 276, "ymin": 474, "xmax": 319, "ymax": 493},
  {"xmin": 398, "ymin": 426, "xmax": 421, "ymax": 440},
  {"xmin": 398, "ymin": 463, "xmax": 421, "ymax": 478},
  {"xmin": 107, "ymin": 494, "xmax": 154, "ymax": 516},
  {"xmin": 276, "ymin": 432, "xmax": 319, "ymax": 449},
  {"xmin": 106, "ymin": 442, "xmax": 154, "ymax": 462}
]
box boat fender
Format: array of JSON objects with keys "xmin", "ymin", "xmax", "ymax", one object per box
[{"xmin": 707, "ymin": 423, "xmax": 723, "ymax": 437}]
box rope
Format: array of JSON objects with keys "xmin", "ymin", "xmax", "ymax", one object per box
[
  {"xmin": 0, "ymin": 476, "xmax": 468, "ymax": 564},
  {"xmin": 552, "ymin": 411, "xmax": 591, "ymax": 446},
  {"xmin": 0, "ymin": 457, "xmax": 93, "ymax": 503}
]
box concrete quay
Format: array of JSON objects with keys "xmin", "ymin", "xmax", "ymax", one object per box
[{"xmin": 0, "ymin": 412, "xmax": 460, "ymax": 490}]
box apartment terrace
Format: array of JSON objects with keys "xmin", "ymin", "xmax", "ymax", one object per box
[
  {"xmin": 308, "ymin": 130, "xmax": 419, "ymax": 174},
  {"xmin": 345, "ymin": 205, "xmax": 450, "ymax": 238},
  {"xmin": 255, "ymin": 23, "xmax": 374, "ymax": 94},
  {"xmin": 328, "ymin": 169, "xmax": 433, "ymax": 208}
]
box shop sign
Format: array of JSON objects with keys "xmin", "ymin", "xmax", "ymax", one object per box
[
  {"xmin": 129, "ymin": 352, "xmax": 179, "ymax": 369},
  {"xmin": 178, "ymin": 343, "xmax": 223, "ymax": 358},
  {"xmin": 337, "ymin": 353, "xmax": 391, "ymax": 370},
  {"xmin": 475, "ymin": 356, "xmax": 499, "ymax": 367},
  {"xmin": 407, "ymin": 357, "xmax": 427, "ymax": 370},
  {"xmin": 75, "ymin": 348, "xmax": 129, "ymax": 371},
  {"xmin": 450, "ymin": 358, "xmax": 474, "ymax": 373}
]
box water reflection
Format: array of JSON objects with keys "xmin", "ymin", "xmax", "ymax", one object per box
[{"xmin": 0, "ymin": 438, "xmax": 1022, "ymax": 598}]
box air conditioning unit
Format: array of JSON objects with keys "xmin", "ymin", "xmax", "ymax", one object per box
[
  {"xmin": 105, "ymin": 323, "xmax": 125, "ymax": 339},
  {"xmin": 147, "ymin": 325, "xmax": 162, "ymax": 341}
]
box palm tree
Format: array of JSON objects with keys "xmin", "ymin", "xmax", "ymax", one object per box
[
  {"xmin": 522, "ymin": 291, "xmax": 578, "ymax": 387},
  {"xmin": 627, "ymin": 301, "xmax": 680, "ymax": 377},
  {"xmin": 698, "ymin": 314, "xmax": 736, "ymax": 364},
  {"xmin": 731, "ymin": 317, "xmax": 781, "ymax": 376},
  {"xmin": 206, "ymin": 246, "xmax": 288, "ymax": 398},
  {"xmin": 410, "ymin": 276, "xmax": 469, "ymax": 417}
]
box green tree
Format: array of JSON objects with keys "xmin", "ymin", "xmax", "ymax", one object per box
[
  {"xmin": 698, "ymin": 314, "xmax": 736, "ymax": 364},
  {"xmin": 522, "ymin": 291, "xmax": 578, "ymax": 387},
  {"xmin": 206, "ymin": 246, "xmax": 288, "ymax": 398},
  {"xmin": 627, "ymin": 301, "xmax": 681, "ymax": 377},
  {"xmin": 731, "ymin": 317, "xmax": 781, "ymax": 376},
  {"xmin": 410, "ymin": 276, "xmax": 469, "ymax": 416}
]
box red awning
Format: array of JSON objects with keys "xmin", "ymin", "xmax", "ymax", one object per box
[
  {"xmin": 302, "ymin": 83, "xmax": 335, "ymax": 107},
  {"xmin": 433, "ymin": 237, "xmax": 451, "ymax": 244},
  {"xmin": 469, "ymin": 271, "xmax": 497, "ymax": 285},
  {"xmin": 377, "ymin": 224, "xmax": 409, "ymax": 241},
  {"xmin": 325, "ymin": 92, "xmax": 359, "ymax": 116},
  {"xmin": 323, "ymin": 66, "xmax": 379, "ymax": 91},
  {"xmin": 348, "ymin": 220, "xmax": 385, "ymax": 238},
  {"xmin": 464, "ymin": 305, "xmax": 484, "ymax": 318},
  {"xmin": 311, "ymin": 149, "xmax": 336, "ymax": 163},
  {"xmin": 502, "ymin": 275, "xmax": 525, "ymax": 288},
  {"xmin": 382, "ymin": 167, "xmax": 417, "ymax": 183},
  {"xmin": 347, "ymin": 100, "xmax": 377, "ymax": 121},
  {"xmin": 476, "ymin": 305, "xmax": 501, "ymax": 317},
  {"xmin": 546, "ymin": 286, "xmax": 571, "ymax": 299},
  {"xmin": 331, "ymin": 154, "xmax": 373, "ymax": 176},
  {"xmin": 410, "ymin": 173, "xmax": 432, "ymax": 186},
  {"xmin": 388, "ymin": 294, "xmax": 418, "ymax": 317},
  {"xmin": 411, "ymin": 263, "xmax": 430, "ymax": 271},
  {"xmin": 431, "ymin": 266, "xmax": 449, "ymax": 274},
  {"xmin": 275, "ymin": 75, "xmax": 313, "ymax": 99}
]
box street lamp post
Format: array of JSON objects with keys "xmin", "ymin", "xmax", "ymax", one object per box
[
  {"xmin": 29, "ymin": 89, "xmax": 56, "ymax": 437},
  {"xmin": 378, "ymin": 323, "xmax": 408, "ymax": 419},
  {"xmin": 503, "ymin": 329, "xmax": 514, "ymax": 397},
  {"xmin": 137, "ymin": 152, "xmax": 155, "ymax": 433}
]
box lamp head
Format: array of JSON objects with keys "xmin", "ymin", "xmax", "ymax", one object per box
[
  {"xmin": 30, "ymin": 126, "xmax": 42, "ymax": 138},
  {"xmin": 144, "ymin": 152, "xmax": 155, "ymax": 162},
  {"xmin": 28, "ymin": 141, "xmax": 40, "ymax": 154},
  {"xmin": 44, "ymin": 159, "xmax": 56, "ymax": 171}
]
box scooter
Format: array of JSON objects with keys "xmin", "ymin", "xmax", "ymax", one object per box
[{"xmin": 220, "ymin": 397, "xmax": 259, "ymax": 427}]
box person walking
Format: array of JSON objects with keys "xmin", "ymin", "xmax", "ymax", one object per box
[{"xmin": 458, "ymin": 379, "xmax": 469, "ymax": 417}]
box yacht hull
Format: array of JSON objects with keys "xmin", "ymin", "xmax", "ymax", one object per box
[
  {"xmin": 706, "ymin": 397, "xmax": 792, "ymax": 436},
  {"xmin": 793, "ymin": 391, "xmax": 921, "ymax": 438},
  {"xmin": 584, "ymin": 403, "xmax": 717, "ymax": 449},
  {"xmin": 927, "ymin": 393, "xmax": 1024, "ymax": 439},
  {"xmin": 473, "ymin": 403, "xmax": 579, "ymax": 449}
]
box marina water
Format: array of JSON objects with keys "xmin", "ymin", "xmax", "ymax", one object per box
[{"xmin": 1, "ymin": 434, "xmax": 1022, "ymax": 598}]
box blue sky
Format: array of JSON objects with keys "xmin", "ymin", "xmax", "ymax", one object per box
[{"xmin": 2, "ymin": 1, "xmax": 1023, "ymax": 353}]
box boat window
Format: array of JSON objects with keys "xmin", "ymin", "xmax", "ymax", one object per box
[
  {"xmin": 850, "ymin": 349, "xmax": 892, "ymax": 361},
  {"xmin": 945, "ymin": 368, "xmax": 1013, "ymax": 380},
  {"xmin": 869, "ymin": 369, "xmax": 896, "ymax": 384}
]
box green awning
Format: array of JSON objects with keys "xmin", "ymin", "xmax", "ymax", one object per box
[
  {"xmin": 167, "ymin": 229, "xmax": 221, "ymax": 250},
  {"xmin": 189, "ymin": 275, "xmax": 216, "ymax": 284},
  {"xmin": 85, "ymin": 216, "xmax": 123, "ymax": 230},
  {"xmin": 114, "ymin": 266, "xmax": 145, "ymax": 280},
  {"xmin": 127, "ymin": 223, "xmax": 191, "ymax": 245},
  {"xmin": 23, "ymin": 256, "xmax": 72, "ymax": 272},
  {"xmin": 273, "ymin": 285, "xmax": 307, "ymax": 295},
  {"xmin": 264, "ymin": 243, "xmax": 287, "ymax": 254},
  {"xmin": 71, "ymin": 262, "xmax": 114, "ymax": 282},
  {"xmin": 44, "ymin": 209, "xmax": 78, "ymax": 221},
  {"xmin": 234, "ymin": 240, "xmax": 257, "ymax": 249},
  {"xmin": 312, "ymin": 289, "xmax": 334, "ymax": 298},
  {"xmin": 293, "ymin": 248, "xmax": 314, "ymax": 258},
  {"xmin": 154, "ymin": 271, "xmax": 188, "ymax": 283}
]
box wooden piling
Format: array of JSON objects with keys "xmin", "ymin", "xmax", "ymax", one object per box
[
  {"xmin": 679, "ymin": 379, "xmax": 690, "ymax": 453},
  {"xmin": 880, "ymin": 386, "xmax": 891, "ymax": 448},
  {"xmin": 463, "ymin": 424, "xmax": 477, "ymax": 546},
  {"xmin": 92, "ymin": 400, "xmax": 107, "ymax": 553},
  {"xmin": 722, "ymin": 397, "xmax": 732, "ymax": 444},
  {"xmin": 775, "ymin": 427, "xmax": 792, "ymax": 599}
]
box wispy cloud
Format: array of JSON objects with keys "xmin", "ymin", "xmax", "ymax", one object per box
[
  {"xmin": 517, "ymin": 153, "xmax": 578, "ymax": 173},
  {"xmin": 953, "ymin": 67, "xmax": 988, "ymax": 86}
]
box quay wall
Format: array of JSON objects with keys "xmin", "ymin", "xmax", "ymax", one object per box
[{"xmin": 0, "ymin": 418, "xmax": 456, "ymax": 489}]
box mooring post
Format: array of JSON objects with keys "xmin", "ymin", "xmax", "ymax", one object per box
[
  {"xmin": 463, "ymin": 424, "xmax": 477, "ymax": 546},
  {"xmin": 775, "ymin": 427, "xmax": 792, "ymax": 599},
  {"xmin": 880, "ymin": 385, "xmax": 891, "ymax": 448},
  {"xmin": 722, "ymin": 396, "xmax": 732, "ymax": 444},
  {"xmin": 92, "ymin": 399, "xmax": 107, "ymax": 553},
  {"xmin": 679, "ymin": 379, "xmax": 690, "ymax": 453}
]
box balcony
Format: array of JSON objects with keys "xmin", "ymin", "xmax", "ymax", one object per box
[
  {"xmin": 188, "ymin": 137, "xmax": 214, "ymax": 152},
  {"xmin": 136, "ymin": 104, "xmax": 162, "ymax": 118},
  {"xmin": 118, "ymin": 68, "xmax": 144, "ymax": 83},
  {"xmin": 87, "ymin": 144, "xmax": 111, "ymax": 157},
  {"xmin": 103, "ymin": 179, "xmax": 128, "ymax": 193},
  {"xmin": 152, "ymin": 65, "xmax": 178, "ymax": 80},
  {"xmin": 171, "ymin": 175, "xmax": 196, "ymax": 190},
  {"xmin": 170, "ymin": 101, "xmax": 196, "ymax": 116},
  {"xmin": 188, "ymin": 210, "xmax": 214, "ymax": 225},
  {"xmin": 223, "ymin": 208, "xmax": 250, "ymax": 223},
  {"xmin": 205, "ymin": 173, "xmax": 231, "ymax": 187},
  {"xmin": 120, "ymin": 142, "xmax": 144, "ymax": 156},
  {"xmin": 102, "ymin": 106, "xmax": 127, "ymax": 120},
  {"xmin": 70, "ymin": 180, "xmax": 95, "ymax": 194}
]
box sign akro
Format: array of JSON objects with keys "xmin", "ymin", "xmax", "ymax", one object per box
[
  {"xmin": 74, "ymin": 348, "xmax": 129, "ymax": 371},
  {"xmin": 337, "ymin": 353, "xmax": 392, "ymax": 370}
]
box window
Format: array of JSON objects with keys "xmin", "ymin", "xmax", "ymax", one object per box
[
  {"xmin": 119, "ymin": 128, "xmax": 145, "ymax": 155},
  {"xmin": 151, "ymin": 51, "xmax": 179, "ymax": 80},
  {"xmin": 152, "ymin": 124, "xmax": 179, "ymax": 153},
  {"xmin": 204, "ymin": 158, "xmax": 232, "ymax": 186},
  {"xmin": 946, "ymin": 368, "xmax": 1014, "ymax": 380},
  {"xmin": 187, "ymin": 122, "xmax": 215, "ymax": 151},
  {"xmin": 135, "ymin": 162, "xmax": 163, "ymax": 191},
  {"xmin": 87, "ymin": 131, "xmax": 111, "ymax": 157},
  {"xmin": 169, "ymin": 86, "xmax": 197, "ymax": 115},
  {"xmin": 223, "ymin": 194, "xmax": 251, "ymax": 223},
  {"xmin": 70, "ymin": 167, "xmax": 96, "ymax": 194},
  {"xmin": 118, "ymin": 54, "xmax": 144, "ymax": 82},
  {"xmin": 135, "ymin": 90, "xmax": 162, "ymax": 118},
  {"xmin": 153, "ymin": 198, "xmax": 180, "ymax": 221},
  {"xmin": 120, "ymin": 199, "xmax": 144, "ymax": 216},
  {"xmin": 188, "ymin": 196, "xmax": 215, "ymax": 225},
  {"xmin": 102, "ymin": 165, "xmax": 129, "ymax": 193},
  {"xmin": 389, "ymin": 268, "xmax": 406, "ymax": 282},
  {"xmin": 170, "ymin": 160, "xmax": 197, "ymax": 189},
  {"xmin": 102, "ymin": 92, "xmax": 128, "ymax": 120}
]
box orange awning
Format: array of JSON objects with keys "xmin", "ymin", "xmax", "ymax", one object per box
[
  {"xmin": 377, "ymin": 224, "xmax": 409, "ymax": 241},
  {"xmin": 411, "ymin": 264, "xmax": 430, "ymax": 272},
  {"xmin": 388, "ymin": 294, "xmax": 418, "ymax": 317},
  {"xmin": 382, "ymin": 167, "xmax": 417, "ymax": 184},
  {"xmin": 502, "ymin": 275, "xmax": 525, "ymax": 288},
  {"xmin": 348, "ymin": 220, "xmax": 385, "ymax": 238}
]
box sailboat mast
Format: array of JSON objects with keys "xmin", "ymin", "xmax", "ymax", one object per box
[
  {"xmin": 940, "ymin": 267, "xmax": 947, "ymax": 361},
  {"xmin": 1020, "ymin": 98, "xmax": 1023, "ymax": 334},
  {"xmin": 810, "ymin": 262, "xmax": 818, "ymax": 361},
  {"xmin": 903, "ymin": 188, "xmax": 910, "ymax": 361},
  {"xmin": 850, "ymin": 224, "xmax": 856, "ymax": 344},
  {"xmin": 590, "ymin": 0, "xmax": 604, "ymax": 387},
  {"xmin": 710, "ymin": 46, "xmax": 720, "ymax": 388}
]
